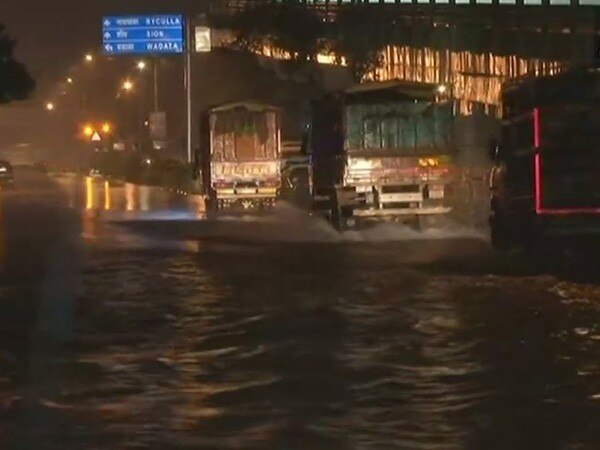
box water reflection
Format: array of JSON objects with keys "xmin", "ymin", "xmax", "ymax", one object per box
[
  {"xmin": 85, "ymin": 177, "xmax": 95, "ymax": 210},
  {"xmin": 104, "ymin": 181, "xmax": 111, "ymax": 211},
  {"xmin": 82, "ymin": 177, "xmax": 206, "ymax": 218},
  {"xmin": 125, "ymin": 182, "xmax": 136, "ymax": 212},
  {"xmin": 58, "ymin": 243, "xmax": 600, "ymax": 449}
]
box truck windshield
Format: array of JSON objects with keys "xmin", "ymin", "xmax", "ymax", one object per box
[{"xmin": 346, "ymin": 101, "xmax": 453, "ymax": 154}]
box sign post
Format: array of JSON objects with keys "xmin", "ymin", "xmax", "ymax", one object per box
[
  {"xmin": 185, "ymin": 16, "xmax": 193, "ymax": 164},
  {"xmin": 195, "ymin": 26, "xmax": 211, "ymax": 53},
  {"xmin": 102, "ymin": 15, "xmax": 185, "ymax": 55},
  {"xmin": 102, "ymin": 14, "xmax": 203, "ymax": 164}
]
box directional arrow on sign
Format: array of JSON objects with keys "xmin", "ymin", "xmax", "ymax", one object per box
[{"xmin": 101, "ymin": 15, "xmax": 185, "ymax": 55}]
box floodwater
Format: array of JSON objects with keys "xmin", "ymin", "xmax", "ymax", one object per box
[{"xmin": 1, "ymin": 170, "xmax": 599, "ymax": 450}]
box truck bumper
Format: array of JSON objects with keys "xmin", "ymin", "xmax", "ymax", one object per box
[
  {"xmin": 353, "ymin": 206, "xmax": 452, "ymax": 217},
  {"xmin": 216, "ymin": 187, "xmax": 278, "ymax": 198},
  {"xmin": 214, "ymin": 188, "xmax": 279, "ymax": 209}
]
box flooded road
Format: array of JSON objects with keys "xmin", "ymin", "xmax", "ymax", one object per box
[{"xmin": 1, "ymin": 170, "xmax": 599, "ymax": 450}]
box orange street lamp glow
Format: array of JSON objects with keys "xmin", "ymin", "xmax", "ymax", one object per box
[
  {"xmin": 85, "ymin": 54, "xmax": 94, "ymax": 63},
  {"xmin": 137, "ymin": 60, "xmax": 147, "ymax": 71},
  {"xmin": 83, "ymin": 125, "xmax": 94, "ymax": 137},
  {"xmin": 101, "ymin": 123, "xmax": 112, "ymax": 134},
  {"xmin": 122, "ymin": 80, "xmax": 134, "ymax": 92},
  {"xmin": 45, "ymin": 102, "xmax": 55, "ymax": 111}
]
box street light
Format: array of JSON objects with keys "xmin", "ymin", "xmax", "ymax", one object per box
[
  {"xmin": 45, "ymin": 102, "xmax": 55, "ymax": 111},
  {"xmin": 122, "ymin": 80, "xmax": 134, "ymax": 92},
  {"xmin": 67, "ymin": 77, "xmax": 74, "ymax": 84},
  {"xmin": 101, "ymin": 122, "xmax": 112, "ymax": 134},
  {"xmin": 85, "ymin": 54, "xmax": 94, "ymax": 63},
  {"xmin": 137, "ymin": 60, "xmax": 147, "ymax": 71},
  {"xmin": 83, "ymin": 124, "xmax": 95, "ymax": 138}
]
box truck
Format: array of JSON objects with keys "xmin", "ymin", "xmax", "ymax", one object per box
[
  {"xmin": 199, "ymin": 102, "xmax": 282, "ymax": 210},
  {"xmin": 306, "ymin": 80, "xmax": 457, "ymax": 229},
  {"xmin": 489, "ymin": 67, "xmax": 600, "ymax": 256}
]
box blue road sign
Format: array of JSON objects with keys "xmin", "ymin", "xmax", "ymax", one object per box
[{"xmin": 102, "ymin": 15, "xmax": 185, "ymax": 55}]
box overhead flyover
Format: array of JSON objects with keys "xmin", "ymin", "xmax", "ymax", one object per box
[{"xmin": 207, "ymin": 0, "xmax": 600, "ymax": 114}]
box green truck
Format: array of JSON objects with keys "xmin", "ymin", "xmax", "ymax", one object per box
[{"xmin": 307, "ymin": 80, "xmax": 457, "ymax": 229}]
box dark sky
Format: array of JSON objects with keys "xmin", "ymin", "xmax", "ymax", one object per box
[{"xmin": 0, "ymin": 0, "xmax": 208, "ymax": 92}]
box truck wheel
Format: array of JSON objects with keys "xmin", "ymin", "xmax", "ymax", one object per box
[{"xmin": 332, "ymin": 207, "xmax": 355, "ymax": 231}]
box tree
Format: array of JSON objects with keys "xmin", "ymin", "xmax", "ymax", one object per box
[
  {"xmin": 229, "ymin": 3, "xmax": 389, "ymax": 84},
  {"xmin": 0, "ymin": 23, "xmax": 35, "ymax": 104},
  {"xmin": 231, "ymin": 3, "xmax": 325, "ymax": 84},
  {"xmin": 332, "ymin": 6, "xmax": 390, "ymax": 82}
]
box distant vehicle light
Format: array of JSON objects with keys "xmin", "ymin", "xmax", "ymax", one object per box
[
  {"xmin": 0, "ymin": 167, "xmax": 7, "ymax": 172},
  {"xmin": 102, "ymin": 123, "xmax": 112, "ymax": 134}
]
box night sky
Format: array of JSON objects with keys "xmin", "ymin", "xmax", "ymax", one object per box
[{"xmin": 0, "ymin": 0, "xmax": 206, "ymax": 92}]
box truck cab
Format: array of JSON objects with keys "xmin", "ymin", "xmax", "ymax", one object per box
[
  {"xmin": 200, "ymin": 102, "xmax": 282, "ymax": 210},
  {"xmin": 490, "ymin": 67, "xmax": 600, "ymax": 252},
  {"xmin": 307, "ymin": 80, "xmax": 457, "ymax": 229}
]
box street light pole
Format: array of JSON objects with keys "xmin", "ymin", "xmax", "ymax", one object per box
[
  {"xmin": 185, "ymin": 16, "xmax": 193, "ymax": 164},
  {"xmin": 153, "ymin": 59, "xmax": 159, "ymax": 112}
]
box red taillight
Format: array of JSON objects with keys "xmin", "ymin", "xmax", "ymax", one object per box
[{"xmin": 534, "ymin": 153, "xmax": 543, "ymax": 214}]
